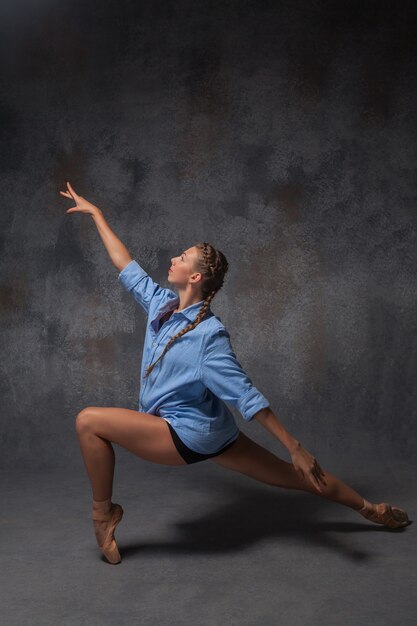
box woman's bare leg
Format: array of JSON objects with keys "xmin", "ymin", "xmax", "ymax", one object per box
[
  {"xmin": 75, "ymin": 406, "xmax": 188, "ymax": 562},
  {"xmin": 210, "ymin": 431, "xmax": 369, "ymax": 510},
  {"xmin": 75, "ymin": 406, "xmax": 187, "ymax": 501}
]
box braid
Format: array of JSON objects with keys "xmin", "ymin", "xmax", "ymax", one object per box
[{"xmin": 144, "ymin": 242, "xmax": 228, "ymax": 379}]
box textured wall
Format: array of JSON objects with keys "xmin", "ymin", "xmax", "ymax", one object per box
[{"xmin": 1, "ymin": 0, "xmax": 416, "ymax": 469}]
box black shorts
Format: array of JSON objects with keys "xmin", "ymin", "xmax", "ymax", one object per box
[{"xmin": 166, "ymin": 421, "xmax": 239, "ymax": 464}]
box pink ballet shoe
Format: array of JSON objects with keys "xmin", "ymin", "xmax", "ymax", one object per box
[
  {"xmin": 92, "ymin": 502, "xmax": 124, "ymax": 564},
  {"xmin": 358, "ymin": 499, "xmax": 412, "ymax": 530}
]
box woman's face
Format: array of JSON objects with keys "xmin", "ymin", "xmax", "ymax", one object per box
[{"xmin": 168, "ymin": 246, "xmax": 200, "ymax": 287}]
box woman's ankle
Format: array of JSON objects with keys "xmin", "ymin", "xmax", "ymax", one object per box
[
  {"xmin": 357, "ymin": 498, "xmax": 374, "ymax": 514},
  {"xmin": 92, "ymin": 497, "xmax": 112, "ymax": 517}
]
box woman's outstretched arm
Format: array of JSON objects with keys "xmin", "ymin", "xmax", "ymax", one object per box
[
  {"xmin": 254, "ymin": 407, "xmax": 327, "ymax": 492},
  {"xmin": 59, "ymin": 181, "xmax": 132, "ymax": 271},
  {"xmin": 60, "ymin": 181, "xmax": 176, "ymax": 315},
  {"xmin": 200, "ymin": 322, "xmax": 327, "ymax": 492},
  {"xmin": 91, "ymin": 210, "xmax": 132, "ymax": 272},
  {"xmin": 254, "ymin": 407, "xmax": 300, "ymax": 453}
]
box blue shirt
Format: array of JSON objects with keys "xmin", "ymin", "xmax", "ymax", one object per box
[{"xmin": 118, "ymin": 259, "xmax": 270, "ymax": 454}]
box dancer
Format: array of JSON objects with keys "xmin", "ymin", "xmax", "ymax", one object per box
[{"xmin": 60, "ymin": 181, "xmax": 411, "ymax": 565}]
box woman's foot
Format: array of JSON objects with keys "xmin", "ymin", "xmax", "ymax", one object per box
[
  {"xmin": 357, "ymin": 498, "xmax": 412, "ymax": 529},
  {"xmin": 92, "ymin": 498, "xmax": 124, "ymax": 564}
]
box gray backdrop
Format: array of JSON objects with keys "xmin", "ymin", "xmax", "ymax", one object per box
[{"xmin": 1, "ymin": 0, "xmax": 416, "ymax": 471}]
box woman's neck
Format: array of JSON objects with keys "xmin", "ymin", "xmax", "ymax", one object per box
[{"xmin": 174, "ymin": 294, "xmax": 204, "ymax": 312}]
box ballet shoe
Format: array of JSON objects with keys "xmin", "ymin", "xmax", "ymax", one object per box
[
  {"xmin": 358, "ymin": 499, "xmax": 412, "ymax": 530},
  {"xmin": 92, "ymin": 502, "xmax": 124, "ymax": 564}
]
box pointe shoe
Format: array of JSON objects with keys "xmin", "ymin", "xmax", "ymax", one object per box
[
  {"xmin": 92, "ymin": 502, "xmax": 124, "ymax": 564},
  {"xmin": 358, "ymin": 500, "xmax": 412, "ymax": 530}
]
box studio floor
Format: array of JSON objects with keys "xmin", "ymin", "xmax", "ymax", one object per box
[{"xmin": 1, "ymin": 453, "xmax": 415, "ymax": 626}]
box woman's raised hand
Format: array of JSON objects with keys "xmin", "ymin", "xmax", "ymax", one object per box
[{"xmin": 59, "ymin": 181, "xmax": 100, "ymax": 216}]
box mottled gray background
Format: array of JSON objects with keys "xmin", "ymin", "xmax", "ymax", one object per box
[
  {"xmin": 1, "ymin": 0, "xmax": 416, "ymax": 474},
  {"xmin": 1, "ymin": 2, "xmax": 417, "ymax": 626}
]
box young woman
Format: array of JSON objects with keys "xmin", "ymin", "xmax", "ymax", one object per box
[{"xmin": 60, "ymin": 181, "xmax": 411, "ymax": 565}]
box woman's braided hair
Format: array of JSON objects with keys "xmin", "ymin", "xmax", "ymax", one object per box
[{"xmin": 144, "ymin": 242, "xmax": 229, "ymax": 379}]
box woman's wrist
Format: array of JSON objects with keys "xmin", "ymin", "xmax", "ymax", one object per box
[
  {"xmin": 90, "ymin": 207, "xmax": 103, "ymax": 219},
  {"xmin": 288, "ymin": 440, "xmax": 301, "ymax": 455}
]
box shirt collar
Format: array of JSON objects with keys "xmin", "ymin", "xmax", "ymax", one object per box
[{"xmin": 158, "ymin": 295, "xmax": 207, "ymax": 322}]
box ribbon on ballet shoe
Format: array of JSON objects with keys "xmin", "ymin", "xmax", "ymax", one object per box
[
  {"xmin": 358, "ymin": 498, "xmax": 372, "ymax": 513},
  {"xmin": 92, "ymin": 497, "xmax": 112, "ymax": 520}
]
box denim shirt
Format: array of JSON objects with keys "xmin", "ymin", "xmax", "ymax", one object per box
[{"xmin": 118, "ymin": 259, "xmax": 270, "ymax": 454}]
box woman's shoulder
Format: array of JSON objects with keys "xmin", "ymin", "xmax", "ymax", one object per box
[{"xmin": 201, "ymin": 313, "xmax": 230, "ymax": 338}]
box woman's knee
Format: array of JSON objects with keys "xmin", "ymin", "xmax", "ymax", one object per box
[{"xmin": 75, "ymin": 406, "xmax": 97, "ymax": 435}]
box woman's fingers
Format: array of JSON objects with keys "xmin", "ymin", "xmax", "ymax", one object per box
[
  {"xmin": 300, "ymin": 465, "xmax": 322, "ymax": 492},
  {"xmin": 314, "ymin": 466, "xmax": 327, "ymax": 488},
  {"xmin": 315, "ymin": 462, "xmax": 327, "ymax": 485},
  {"xmin": 308, "ymin": 461, "xmax": 326, "ymax": 492},
  {"xmin": 60, "ymin": 182, "xmax": 89, "ymax": 214},
  {"xmin": 309, "ymin": 468, "xmax": 322, "ymax": 490},
  {"xmin": 311, "ymin": 458, "xmax": 326, "ymax": 483},
  {"xmin": 67, "ymin": 181, "xmax": 78, "ymax": 198}
]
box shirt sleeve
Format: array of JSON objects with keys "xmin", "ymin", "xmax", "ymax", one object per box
[
  {"xmin": 118, "ymin": 259, "xmax": 171, "ymax": 315},
  {"xmin": 200, "ymin": 329, "xmax": 270, "ymax": 421}
]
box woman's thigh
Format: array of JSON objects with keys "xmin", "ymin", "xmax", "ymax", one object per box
[
  {"xmin": 209, "ymin": 431, "xmax": 315, "ymax": 492},
  {"xmin": 75, "ymin": 406, "xmax": 188, "ymax": 466}
]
